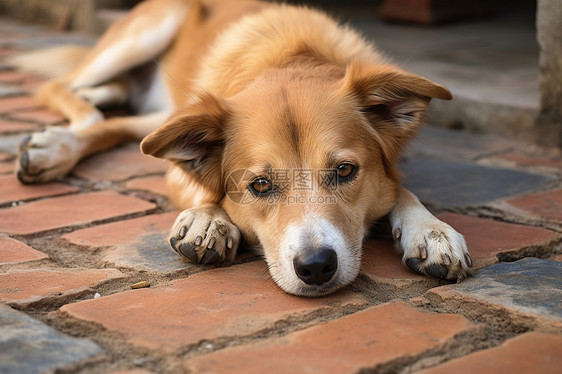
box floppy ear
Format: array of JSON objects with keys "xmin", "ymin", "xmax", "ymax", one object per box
[
  {"xmin": 141, "ymin": 93, "xmax": 229, "ymax": 195},
  {"xmin": 342, "ymin": 63, "xmax": 452, "ymax": 130},
  {"xmin": 341, "ymin": 63, "xmax": 452, "ymax": 179}
]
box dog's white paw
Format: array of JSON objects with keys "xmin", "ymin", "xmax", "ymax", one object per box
[
  {"xmin": 393, "ymin": 218, "xmax": 473, "ymax": 281},
  {"xmin": 17, "ymin": 127, "xmax": 83, "ymax": 184},
  {"xmin": 169, "ymin": 206, "xmax": 241, "ymax": 264}
]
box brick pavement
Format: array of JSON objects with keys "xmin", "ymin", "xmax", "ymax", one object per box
[{"xmin": 0, "ymin": 18, "xmax": 561, "ymax": 374}]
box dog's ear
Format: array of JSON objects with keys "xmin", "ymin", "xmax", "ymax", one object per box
[
  {"xmin": 341, "ymin": 63, "xmax": 451, "ymax": 180},
  {"xmin": 141, "ymin": 93, "xmax": 228, "ymax": 194},
  {"xmin": 342, "ymin": 63, "xmax": 452, "ymax": 132}
]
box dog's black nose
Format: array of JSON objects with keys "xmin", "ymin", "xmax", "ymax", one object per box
[{"xmin": 293, "ymin": 248, "xmax": 338, "ymax": 286}]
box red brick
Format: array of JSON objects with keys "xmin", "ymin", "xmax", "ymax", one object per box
[
  {"xmin": 438, "ymin": 213, "xmax": 559, "ymax": 268},
  {"xmin": 124, "ymin": 176, "xmax": 168, "ymax": 196},
  {"xmin": 0, "ymin": 117, "xmax": 40, "ymax": 133},
  {"xmin": 0, "ymin": 237, "xmax": 48, "ymax": 264},
  {"xmin": 19, "ymin": 77, "xmax": 48, "ymax": 92},
  {"xmin": 60, "ymin": 261, "xmax": 367, "ymax": 352},
  {"xmin": 61, "ymin": 211, "xmax": 177, "ymax": 248},
  {"xmin": 0, "ymin": 95, "xmax": 41, "ymax": 112},
  {"xmin": 419, "ymin": 332, "xmax": 562, "ymax": 374},
  {"xmin": 0, "ymin": 162, "xmax": 13, "ymax": 174},
  {"xmin": 0, "ymin": 174, "xmax": 78, "ymax": 205},
  {"xmin": 0, "ymin": 152, "xmax": 12, "ymax": 162},
  {"xmin": 9, "ymin": 109, "xmax": 65, "ymax": 125},
  {"xmin": 555, "ymin": 254, "xmax": 562, "ymax": 262},
  {"xmin": 0, "ymin": 70, "xmax": 33, "ymax": 83},
  {"xmin": 72, "ymin": 144, "xmax": 168, "ymax": 182},
  {"xmin": 505, "ymin": 189, "xmax": 562, "ymax": 222},
  {"xmin": 185, "ymin": 301, "xmax": 475, "ymax": 374},
  {"xmin": 0, "ymin": 190, "xmax": 156, "ymax": 235},
  {"xmin": 361, "ymin": 239, "xmax": 427, "ymax": 286},
  {"xmin": 495, "ymin": 152, "xmax": 562, "ymax": 171},
  {"xmin": 0, "ymin": 268, "xmax": 125, "ymax": 307}
]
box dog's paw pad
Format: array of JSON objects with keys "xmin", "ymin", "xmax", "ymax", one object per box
[
  {"xmin": 424, "ymin": 263, "xmax": 449, "ymax": 279},
  {"xmin": 170, "ymin": 239, "xmax": 199, "ymax": 263},
  {"xmin": 201, "ymin": 249, "xmax": 221, "ymax": 264}
]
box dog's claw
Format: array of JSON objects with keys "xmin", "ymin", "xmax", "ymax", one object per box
[
  {"xmin": 465, "ymin": 253, "xmax": 473, "ymax": 267},
  {"xmin": 19, "ymin": 151, "xmax": 29, "ymax": 172},
  {"xmin": 418, "ymin": 245, "xmax": 428, "ymax": 260},
  {"xmin": 20, "ymin": 135, "xmax": 32, "ymax": 151},
  {"xmin": 442, "ymin": 253, "xmax": 452, "ymax": 266},
  {"xmin": 178, "ymin": 225, "xmax": 187, "ymax": 239}
]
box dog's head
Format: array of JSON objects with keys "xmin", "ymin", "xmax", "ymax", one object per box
[{"xmin": 141, "ymin": 63, "xmax": 451, "ymax": 296}]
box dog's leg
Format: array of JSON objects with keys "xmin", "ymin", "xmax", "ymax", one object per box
[
  {"xmin": 74, "ymin": 79, "xmax": 129, "ymax": 112},
  {"xmin": 66, "ymin": 0, "xmax": 190, "ymax": 89},
  {"xmin": 17, "ymin": 112, "xmax": 168, "ymax": 183},
  {"xmin": 15, "ymin": 0, "xmax": 192, "ymax": 183},
  {"xmin": 169, "ymin": 204, "xmax": 242, "ymax": 264},
  {"xmin": 389, "ymin": 187, "xmax": 473, "ymax": 280}
]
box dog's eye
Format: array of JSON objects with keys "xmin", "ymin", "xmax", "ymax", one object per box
[
  {"xmin": 249, "ymin": 177, "xmax": 272, "ymax": 196},
  {"xmin": 336, "ymin": 163, "xmax": 356, "ymax": 182}
]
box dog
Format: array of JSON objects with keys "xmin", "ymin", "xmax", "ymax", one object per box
[{"xmin": 14, "ymin": 0, "xmax": 473, "ymax": 296}]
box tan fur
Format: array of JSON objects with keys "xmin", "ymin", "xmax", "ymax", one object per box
[{"xmin": 16, "ymin": 0, "xmax": 472, "ymax": 296}]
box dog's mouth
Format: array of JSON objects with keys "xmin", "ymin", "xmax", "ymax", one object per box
[
  {"xmin": 265, "ymin": 240, "xmax": 362, "ymax": 297},
  {"xmin": 268, "ymin": 258, "xmax": 357, "ymax": 297}
]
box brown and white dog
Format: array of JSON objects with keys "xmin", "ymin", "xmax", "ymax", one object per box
[{"xmin": 14, "ymin": 0, "xmax": 473, "ymax": 296}]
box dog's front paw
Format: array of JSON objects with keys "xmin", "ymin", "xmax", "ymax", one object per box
[
  {"xmin": 16, "ymin": 127, "xmax": 82, "ymax": 184},
  {"xmin": 394, "ymin": 219, "xmax": 473, "ymax": 281},
  {"xmin": 169, "ymin": 206, "xmax": 241, "ymax": 264}
]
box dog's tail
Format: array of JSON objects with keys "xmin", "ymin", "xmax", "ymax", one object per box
[{"xmin": 7, "ymin": 45, "xmax": 89, "ymax": 78}]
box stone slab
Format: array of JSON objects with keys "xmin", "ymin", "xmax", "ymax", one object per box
[
  {"xmin": 405, "ymin": 126, "xmax": 514, "ymax": 162},
  {"xmin": 0, "ymin": 304, "xmax": 103, "ymax": 374},
  {"xmin": 401, "ymin": 159, "xmax": 555, "ymax": 208},
  {"xmin": 426, "ymin": 258, "xmax": 562, "ymax": 330}
]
